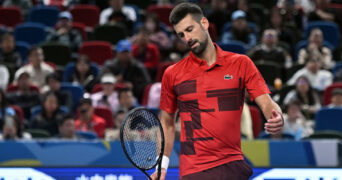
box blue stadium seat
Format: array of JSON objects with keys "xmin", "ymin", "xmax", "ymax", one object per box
[
  {"xmin": 29, "ymin": 6, "xmax": 60, "ymax": 27},
  {"xmin": 14, "ymin": 22, "xmax": 47, "ymax": 45},
  {"xmin": 62, "ymin": 62, "xmax": 99, "ymax": 82},
  {"xmin": 304, "ymin": 21, "xmax": 340, "ymax": 50},
  {"xmin": 76, "ymin": 131, "xmax": 98, "ymax": 140},
  {"xmin": 218, "ymin": 41, "xmax": 246, "ymax": 54},
  {"xmin": 221, "ymin": 21, "xmax": 258, "ymax": 34},
  {"xmin": 15, "ymin": 41, "xmax": 31, "ymax": 63},
  {"xmin": 30, "ymin": 105, "xmax": 69, "ymax": 119},
  {"xmin": 61, "ymin": 83, "xmax": 85, "ymax": 110},
  {"xmin": 315, "ymin": 107, "xmax": 342, "ymax": 133}
]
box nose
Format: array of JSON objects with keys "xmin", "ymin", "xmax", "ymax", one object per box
[{"xmin": 183, "ymin": 32, "xmax": 192, "ymax": 43}]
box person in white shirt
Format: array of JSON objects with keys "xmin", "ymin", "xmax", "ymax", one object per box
[
  {"xmin": 90, "ymin": 74, "xmax": 119, "ymax": 113},
  {"xmin": 287, "ymin": 57, "xmax": 332, "ymax": 91},
  {"xmin": 14, "ymin": 46, "xmax": 54, "ymax": 88},
  {"xmin": 99, "ymin": 0, "xmax": 137, "ymax": 25},
  {"xmin": 0, "ymin": 65, "xmax": 9, "ymax": 90}
]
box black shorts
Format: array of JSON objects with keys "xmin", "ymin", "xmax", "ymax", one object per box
[{"xmin": 179, "ymin": 160, "xmax": 253, "ymax": 180}]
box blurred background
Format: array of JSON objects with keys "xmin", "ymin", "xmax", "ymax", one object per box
[{"xmin": 0, "ymin": 0, "xmax": 342, "ymax": 179}]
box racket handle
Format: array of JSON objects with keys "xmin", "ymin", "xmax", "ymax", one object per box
[{"xmin": 157, "ymin": 159, "xmax": 162, "ymax": 180}]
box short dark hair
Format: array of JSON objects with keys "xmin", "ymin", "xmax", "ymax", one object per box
[
  {"xmin": 28, "ymin": 45, "xmax": 42, "ymax": 57},
  {"xmin": 79, "ymin": 98, "xmax": 92, "ymax": 106},
  {"xmin": 169, "ymin": 2, "xmax": 204, "ymax": 25},
  {"xmin": 0, "ymin": 32, "xmax": 14, "ymax": 43},
  {"xmin": 118, "ymin": 88, "xmax": 132, "ymax": 100},
  {"xmin": 57, "ymin": 113, "xmax": 75, "ymax": 126},
  {"xmin": 45, "ymin": 72, "xmax": 61, "ymax": 84}
]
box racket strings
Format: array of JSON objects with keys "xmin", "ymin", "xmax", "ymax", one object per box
[{"xmin": 122, "ymin": 109, "xmax": 162, "ymax": 169}]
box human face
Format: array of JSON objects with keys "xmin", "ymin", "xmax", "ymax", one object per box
[
  {"xmin": 233, "ymin": 18, "xmax": 247, "ymax": 31},
  {"xmin": 76, "ymin": 60, "xmax": 90, "ymax": 75},
  {"xmin": 28, "ymin": 48, "xmax": 44, "ymax": 68},
  {"xmin": 119, "ymin": 91, "xmax": 134, "ymax": 109},
  {"xmin": 1, "ymin": 36, "xmax": 15, "ymax": 53},
  {"xmin": 80, "ymin": 104, "xmax": 93, "ymax": 119},
  {"xmin": 59, "ymin": 119, "xmax": 75, "ymax": 138},
  {"xmin": 331, "ymin": 94, "xmax": 342, "ymax": 106},
  {"xmin": 173, "ymin": 14, "xmax": 209, "ymax": 56},
  {"xmin": 48, "ymin": 78, "xmax": 61, "ymax": 91},
  {"xmin": 18, "ymin": 74, "xmax": 31, "ymax": 90},
  {"xmin": 44, "ymin": 94, "xmax": 58, "ymax": 114},
  {"xmin": 296, "ymin": 77, "xmax": 309, "ymax": 94},
  {"xmin": 102, "ymin": 83, "xmax": 114, "ymax": 96}
]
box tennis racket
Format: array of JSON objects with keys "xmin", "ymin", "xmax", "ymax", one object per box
[{"xmin": 120, "ymin": 107, "xmax": 165, "ymax": 180}]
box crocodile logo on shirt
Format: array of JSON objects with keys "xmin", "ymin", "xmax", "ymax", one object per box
[{"xmin": 224, "ymin": 74, "xmax": 233, "ymax": 80}]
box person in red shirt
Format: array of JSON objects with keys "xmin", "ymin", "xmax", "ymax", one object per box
[
  {"xmin": 75, "ymin": 98, "xmax": 106, "ymax": 138},
  {"xmin": 132, "ymin": 26, "xmax": 160, "ymax": 78},
  {"xmin": 151, "ymin": 3, "xmax": 284, "ymax": 180}
]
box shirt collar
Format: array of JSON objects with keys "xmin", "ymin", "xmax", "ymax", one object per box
[{"xmin": 189, "ymin": 43, "xmax": 225, "ymax": 67}]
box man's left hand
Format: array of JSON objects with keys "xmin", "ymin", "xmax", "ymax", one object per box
[{"xmin": 264, "ymin": 110, "xmax": 284, "ymax": 134}]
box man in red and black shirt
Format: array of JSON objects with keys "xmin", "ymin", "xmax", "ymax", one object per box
[{"xmin": 152, "ymin": 3, "xmax": 284, "ymax": 180}]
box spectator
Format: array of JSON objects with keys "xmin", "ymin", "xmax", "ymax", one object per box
[
  {"xmin": 2, "ymin": 0, "xmax": 32, "ymax": 20},
  {"xmin": 30, "ymin": 91, "xmax": 66, "ymax": 136},
  {"xmin": 7, "ymin": 72, "xmax": 41, "ymax": 120},
  {"xmin": 220, "ymin": 10, "xmax": 257, "ymax": 51},
  {"xmin": 132, "ymin": 27, "xmax": 160, "ymax": 78},
  {"xmin": 91, "ymin": 74, "xmax": 119, "ymax": 113},
  {"xmin": 277, "ymin": 0, "xmax": 306, "ymax": 30},
  {"xmin": 206, "ymin": 0, "xmax": 231, "ymax": 37},
  {"xmin": 0, "ymin": 64, "xmax": 9, "ymax": 90},
  {"xmin": 46, "ymin": 11, "xmax": 82, "ymax": 52},
  {"xmin": 56, "ymin": 113, "xmax": 78, "ymax": 139},
  {"xmin": 142, "ymin": 12, "xmax": 172, "ymax": 51},
  {"xmin": 308, "ymin": 0, "xmax": 341, "ymax": 26},
  {"xmin": 0, "ymin": 32, "xmax": 22, "ymax": 69},
  {"xmin": 101, "ymin": 39, "xmax": 151, "ymax": 103},
  {"xmin": 284, "ymin": 76, "xmax": 321, "ymax": 119},
  {"xmin": 287, "ymin": 56, "xmax": 332, "ymax": 91},
  {"xmin": 328, "ymin": 88, "xmax": 342, "ymax": 108},
  {"xmin": 44, "ymin": 73, "xmax": 73, "ymax": 111},
  {"xmin": 297, "ymin": 28, "xmax": 333, "ymax": 69},
  {"xmin": 0, "ymin": 114, "xmax": 31, "ymax": 140},
  {"xmin": 0, "ymin": 89, "xmax": 15, "ymax": 127},
  {"xmin": 282, "ymin": 99, "xmax": 309, "ymax": 140},
  {"xmin": 67, "ymin": 54, "xmax": 97, "ymax": 93},
  {"xmin": 14, "ymin": 46, "xmax": 54, "ymax": 88},
  {"xmin": 248, "ymin": 28, "xmax": 292, "ymax": 68},
  {"xmin": 100, "ymin": 0, "xmax": 137, "ymax": 25},
  {"xmin": 117, "ymin": 88, "xmax": 137, "ymax": 113},
  {"xmin": 75, "ymin": 98, "xmax": 106, "ymax": 138},
  {"xmin": 266, "ymin": 7, "xmax": 298, "ymax": 52}
]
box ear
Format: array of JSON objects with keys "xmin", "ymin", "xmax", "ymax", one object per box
[{"xmin": 200, "ymin": 17, "xmax": 209, "ymax": 30}]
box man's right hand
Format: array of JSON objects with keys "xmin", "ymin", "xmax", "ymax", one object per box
[{"xmin": 151, "ymin": 168, "xmax": 167, "ymax": 180}]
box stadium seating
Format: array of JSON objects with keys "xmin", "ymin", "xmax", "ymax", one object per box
[
  {"xmin": 41, "ymin": 42, "xmax": 72, "ymax": 66},
  {"xmin": 323, "ymin": 83, "xmax": 342, "ymax": 105},
  {"xmin": 94, "ymin": 106, "xmax": 114, "ymax": 128},
  {"xmin": 0, "ymin": 7, "xmax": 23, "ymax": 28},
  {"xmin": 29, "ymin": 6, "xmax": 60, "ymax": 27},
  {"xmin": 218, "ymin": 41, "xmax": 246, "ymax": 54},
  {"xmin": 255, "ymin": 61, "xmax": 282, "ymax": 86},
  {"xmin": 78, "ymin": 41, "xmax": 114, "ymax": 66},
  {"xmin": 146, "ymin": 5, "xmax": 174, "ymax": 27},
  {"xmin": 93, "ymin": 24, "xmax": 127, "ymax": 45},
  {"xmin": 72, "ymin": 22, "xmax": 87, "ymax": 41},
  {"xmin": 61, "ymin": 83, "xmax": 85, "ymax": 110},
  {"xmin": 15, "ymin": 41, "xmax": 31, "ymax": 63},
  {"xmin": 14, "ymin": 22, "xmax": 47, "ymax": 45},
  {"xmin": 6, "ymin": 83, "xmax": 40, "ymax": 93},
  {"xmin": 62, "ymin": 62, "xmax": 99, "ymax": 82},
  {"xmin": 75, "ymin": 131, "xmax": 98, "ymax": 139},
  {"xmin": 304, "ymin": 21, "xmax": 340, "ymax": 50},
  {"xmin": 315, "ymin": 107, "xmax": 342, "ymax": 133},
  {"xmin": 70, "ymin": 5, "xmax": 100, "ymax": 28}
]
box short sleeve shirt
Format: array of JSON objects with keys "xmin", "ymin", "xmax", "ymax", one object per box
[{"xmin": 160, "ymin": 44, "xmax": 270, "ymax": 177}]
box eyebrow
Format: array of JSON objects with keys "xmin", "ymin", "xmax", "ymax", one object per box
[{"xmin": 177, "ymin": 25, "xmax": 194, "ymax": 37}]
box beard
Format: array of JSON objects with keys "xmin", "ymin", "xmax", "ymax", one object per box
[{"xmin": 188, "ymin": 35, "xmax": 208, "ymax": 56}]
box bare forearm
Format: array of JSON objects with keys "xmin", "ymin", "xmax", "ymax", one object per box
[
  {"xmin": 260, "ymin": 100, "xmax": 283, "ymax": 119},
  {"xmin": 160, "ymin": 110, "xmax": 176, "ymax": 157}
]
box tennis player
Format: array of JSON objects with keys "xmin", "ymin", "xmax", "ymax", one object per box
[{"xmin": 152, "ymin": 2, "xmax": 284, "ymax": 180}]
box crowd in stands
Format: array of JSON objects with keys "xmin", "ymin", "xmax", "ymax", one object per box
[{"xmin": 0, "ymin": 0, "xmax": 342, "ymax": 141}]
